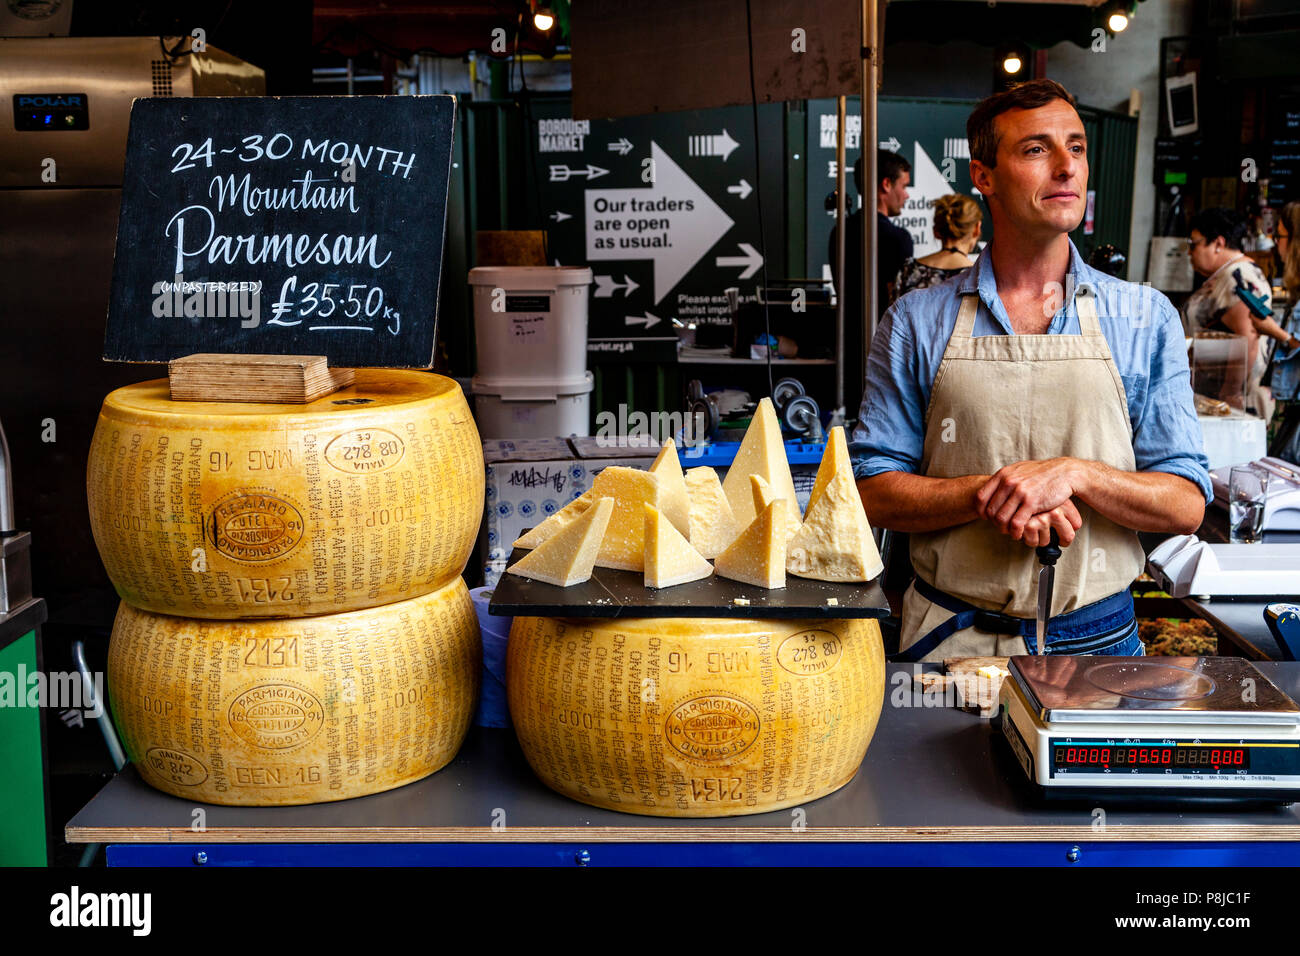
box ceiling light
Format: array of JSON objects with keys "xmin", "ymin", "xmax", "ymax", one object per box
[
  {"xmin": 1002, "ymin": 53, "xmax": 1023, "ymax": 75},
  {"xmin": 534, "ymin": 7, "xmax": 555, "ymax": 31},
  {"xmin": 1107, "ymin": 11, "xmax": 1129, "ymax": 32}
]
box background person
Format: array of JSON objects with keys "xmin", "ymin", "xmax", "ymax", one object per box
[
  {"xmin": 891, "ymin": 193, "xmax": 983, "ymax": 302},
  {"xmin": 1263, "ymin": 202, "xmax": 1300, "ymax": 460},
  {"xmin": 830, "ymin": 149, "xmax": 914, "ymax": 415},
  {"xmin": 1183, "ymin": 207, "xmax": 1274, "ymax": 417}
]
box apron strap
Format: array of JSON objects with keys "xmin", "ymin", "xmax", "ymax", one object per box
[
  {"xmin": 893, "ymin": 577, "xmax": 1139, "ymax": 662},
  {"xmin": 952, "ymin": 284, "xmax": 1101, "ymax": 339},
  {"xmin": 893, "ymin": 577, "xmax": 1030, "ymax": 662},
  {"xmin": 952, "ymin": 292, "xmax": 980, "ymax": 339},
  {"xmin": 1076, "ymin": 286, "xmax": 1103, "ymax": 336}
]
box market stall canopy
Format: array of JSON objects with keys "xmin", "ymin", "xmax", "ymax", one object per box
[
  {"xmin": 571, "ymin": 0, "xmax": 1138, "ymax": 119},
  {"xmin": 887, "ymin": 0, "xmax": 1136, "ymax": 51},
  {"xmin": 571, "ymin": 0, "xmax": 860, "ymax": 119}
]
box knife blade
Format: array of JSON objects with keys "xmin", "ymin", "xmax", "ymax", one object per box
[{"xmin": 1035, "ymin": 529, "xmax": 1062, "ymax": 656}]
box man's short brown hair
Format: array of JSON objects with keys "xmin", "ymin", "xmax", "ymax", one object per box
[{"xmin": 966, "ymin": 79, "xmax": 1077, "ymax": 168}]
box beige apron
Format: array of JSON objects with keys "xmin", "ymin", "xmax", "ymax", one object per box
[{"xmin": 898, "ymin": 289, "xmax": 1146, "ymax": 660}]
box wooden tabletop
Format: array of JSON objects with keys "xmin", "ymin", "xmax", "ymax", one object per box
[{"xmin": 66, "ymin": 663, "xmax": 1300, "ymax": 845}]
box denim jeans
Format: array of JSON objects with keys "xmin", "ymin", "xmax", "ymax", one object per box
[{"xmin": 1025, "ymin": 617, "xmax": 1145, "ymax": 656}]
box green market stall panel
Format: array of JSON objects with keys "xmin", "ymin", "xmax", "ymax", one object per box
[{"xmin": 0, "ymin": 600, "xmax": 49, "ymax": 866}]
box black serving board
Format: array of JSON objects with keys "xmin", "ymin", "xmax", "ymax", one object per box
[{"xmin": 489, "ymin": 548, "xmax": 890, "ymax": 619}]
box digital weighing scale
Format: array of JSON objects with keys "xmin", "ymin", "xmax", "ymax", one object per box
[{"xmin": 997, "ymin": 656, "xmax": 1300, "ymax": 801}]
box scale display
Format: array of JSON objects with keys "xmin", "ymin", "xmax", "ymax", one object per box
[{"xmin": 1052, "ymin": 743, "xmax": 1253, "ymax": 771}]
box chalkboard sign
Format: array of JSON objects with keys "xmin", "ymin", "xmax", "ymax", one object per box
[{"xmin": 104, "ymin": 95, "xmax": 456, "ymax": 367}]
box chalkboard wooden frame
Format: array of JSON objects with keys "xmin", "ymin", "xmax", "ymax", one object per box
[{"xmin": 105, "ymin": 95, "xmax": 456, "ymax": 368}]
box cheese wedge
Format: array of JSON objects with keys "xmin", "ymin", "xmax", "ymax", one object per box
[
  {"xmin": 714, "ymin": 499, "xmax": 787, "ymax": 589},
  {"xmin": 649, "ymin": 439, "xmax": 691, "ymax": 537},
  {"xmin": 512, "ymin": 490, "xmax": 594, "ymax": 550},
  {"xmin": 590, "ymin": 466, "xmax": 663, "ymax": 571},
  {"xmin": 807, "ymin": 425, "xmax": 851, "ymax": 516},
  {"xmin": 721, "ymin": 397, "xmax": 799, "ymax": 527},
  {"xmin": 643, "ymin": 504, "xmax": 714, "ymax": 588},
  {"xmin": 750, "ymin": 474, "xmax": 799, "ymax": 543},
  {"xmin": 683, "ymin": 466, "xmax": 742, "ymax": 559},
  {"xmin": 786, "ymin": 469, "xmax": 883, "ymax": 582},
  {"xmin": 506, "ymin": 497, "xmax": 614, "ymax": 586}
]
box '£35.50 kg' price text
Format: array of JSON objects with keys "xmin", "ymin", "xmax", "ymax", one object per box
[{"xmin": 270, "ymin": 276, "xmax": 400, "ymax": 333}]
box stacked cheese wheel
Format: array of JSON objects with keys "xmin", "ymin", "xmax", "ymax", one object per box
[{"xmin": 88, "ymin": 371, "xmax": 484, "ymax": 805}]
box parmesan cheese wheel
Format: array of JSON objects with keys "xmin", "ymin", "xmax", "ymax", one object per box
[
  {"xmin": 87, "ymin": 370, "xmax": 483, "ymax": 619},
  {"xmin": 108, "ymin": 577, "xmax": 480, "ymax": 806},
  {"xmin": 507, "ymin": 614, "xmax": 885, "ymax": 817}
]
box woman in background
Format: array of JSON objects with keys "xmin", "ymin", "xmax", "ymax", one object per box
[
  {"xmin": 1183, "ymin": 207, "xmax": 1273, "ymax": 416},
  {"xmin": 1263, "ymin": 202, "xmax": 1300, "ymax": 459},
  {"xmin": 891, "ymin": 193, "xmax": 983, "ymax": 301}
]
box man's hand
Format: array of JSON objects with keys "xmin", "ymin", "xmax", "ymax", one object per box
[
  {"xmin": 976, "ymin": 458, "xmax": 1082, "ymax": 541},
  {"xmin": 1022, "ymin": 501, "xmax": 1083, "ymax": 548}
]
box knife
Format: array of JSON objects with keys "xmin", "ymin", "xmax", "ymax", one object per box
[{"xmin": 1035, "ymin": 529, "xmax": 1062, "ymax": 656}]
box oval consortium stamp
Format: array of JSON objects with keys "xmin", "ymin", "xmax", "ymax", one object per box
[
  {"xmin": 210, "ymin": 490, "xmax": 304, "ymax": 563},
  {"xmin": 664, "ymin": 692, "xmax": 761, "ymax": 763},
  {"xmin": 323, "ymin": 427, "xmax": 406, "ymax": 474},
  {"xmin": 227, "ymin": 682, "xmax": 324, "ymax": 751},
  {"xmin": 144, "ymin": 746, "xmax": 209, "ymax": 787},
  {"xmin": 776, "ymin": 629, "xmax": 843, "ymax": 676}
]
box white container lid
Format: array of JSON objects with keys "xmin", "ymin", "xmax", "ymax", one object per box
[
  {"xmin": 471, "ymin": 371, "xmax": 594, "ymax": 399},
  {"xmin": 468, "ymin": 266, "xmax": 594, "ymax": 287}
]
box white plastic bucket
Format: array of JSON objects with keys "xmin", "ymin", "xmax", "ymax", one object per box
[
  {"xmin": 469, "ymin": 266, "xmax": 593, "ymax": 384},
  {"xmin": 471, "ymin": 372, "xmax": 593, "ymax": 439}
]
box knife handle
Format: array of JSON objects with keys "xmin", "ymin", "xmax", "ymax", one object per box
[{"xmin": 1036, "ymin": 529, "xmax": 1061, "ymax": 566}]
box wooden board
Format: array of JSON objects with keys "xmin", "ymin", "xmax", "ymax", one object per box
[
  {"xmin": 104, "ymin": 95, "xmax": 456, "ymax": 368},
  {"xmin": 944, "ymin": 657, "xmax": 1011, "ymax": 719},
  {"xmin": 490, "ymin": 548, "xmax": 890, "ymax": 619},
  {"xmin": 908, "ymin": 657, "xmax": 1011, "ymax": 719},
  {"xmin": 168, "ymin": 353, "xmax": 354, "ymax": 403}
]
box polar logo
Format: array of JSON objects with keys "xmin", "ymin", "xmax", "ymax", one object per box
[{"xmin": 17, "ymin": 94, "xmax": 84, "ymax": 108}]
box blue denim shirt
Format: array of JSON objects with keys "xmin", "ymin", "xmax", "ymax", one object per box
[
  {"xmin": 1273, "ymin": 301, "xmax": 1300, "ymax": 403},
  {"xmin": 851, "ymin": 241, "xmax": 1214, "ymax": 503}
]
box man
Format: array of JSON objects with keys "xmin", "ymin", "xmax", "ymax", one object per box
[
  {"xmin": 830, "ymin": 149, "xmax": 913, "ymax": 413},
  {"xmin": 852, "ymin": 79, "xmax": 1210, "ymax": 661}
]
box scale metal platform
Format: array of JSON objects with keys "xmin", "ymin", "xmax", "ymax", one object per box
[{"xmin": 997, "ymin": 656, "xmax": 1300, "ymax": 801}]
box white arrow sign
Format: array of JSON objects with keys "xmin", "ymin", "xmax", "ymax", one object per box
[
  {"xmin": 727, "ymin": 179, "xmax": 753, "ymax": 200},
  {"xmin": 903, "ymin": 141, "xmax": 955, "ymax": 259},
  {"xmin": 625, "ymin": 311, "xmax": 662, "ymax": 329},
  {"xmin": 549, "ymin": 163, "xmax": 610, "ymax": 182},
  {"xmin": 594, "ymin": 274, "xmax": 641, "ymax": 298},
  {"xmin": 585, "ymin": 141, "xmax": 734, "ymax": 304},
  {"xmin": 716, "ymin": 242, "xmax": 764, "ymax": 279},
  {"xmin": 550, "ymin": 210, "xmax": 572, "ymax": 222},
  {"xmin": 607, "ymin": 137, "xmax": 633, "ymax": 156},
  {"xmin": 879, "ymin": 136, "xmax": 901, "ymax": 153},
  {"xmin": 688, "ymin": 129, "xmax": 740, "ymax": 161}
]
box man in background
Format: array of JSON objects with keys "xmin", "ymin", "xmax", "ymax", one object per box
[{"xmin": 830, "ymin": 148, "xmax": 913, "ymax": 414}]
